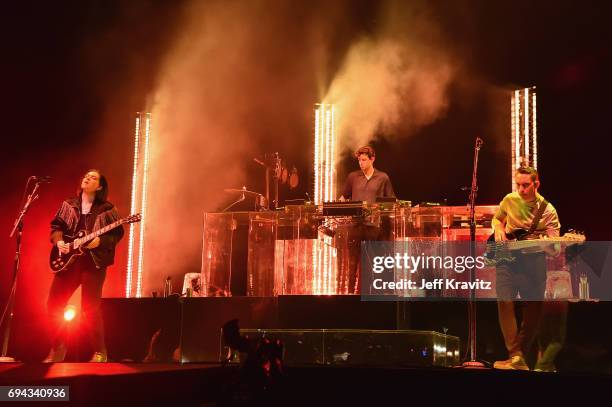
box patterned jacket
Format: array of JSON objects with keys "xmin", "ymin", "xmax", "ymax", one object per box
[{"xmin": 50, "ymin": 196, "xmax": 124, "ymax": 269}]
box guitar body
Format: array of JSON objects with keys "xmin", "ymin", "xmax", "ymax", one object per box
[
  {"xmin": 484, "ymin": 229, "xmax": 535, "ymax": 266},
  {"xmin": 49, "ymin": 230, "xmax": 89, "ymax": 273}
]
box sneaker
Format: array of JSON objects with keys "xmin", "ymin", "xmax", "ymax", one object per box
[
  {"xmin": 42, "ymin": 345, "xmax": 67, "ymax": 363},
  {"xmin": 533, "ymin": 362, "xmax": 557, "ymax": 373},
  {"xmin": 534, "ymin": 343, "xmax": 561, "ymax": 373},
  {"xmin": 89, "ymin": 352, "xmax": 108, "ymax": 363},
  {"xmin": 493, "ymin": 355, "xmax": 529, "ymax": 371}
]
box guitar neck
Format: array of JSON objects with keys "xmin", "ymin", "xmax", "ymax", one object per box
[
  {"xmin": 74, "ymin": 219, "xmax": 125, "ymax": 247},
  {"xmin": 507, "ymin": 235, "xmax": 582, "ymax": 250}
]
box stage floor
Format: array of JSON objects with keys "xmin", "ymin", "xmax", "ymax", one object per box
[
  {"xmin": 0, "ymin": 362, "xmax": 222, "ymax": 382},
  {"xmin": 0, "ymin": 362, "xmax": 230, "ymax": 405},
  {"xmin": 1, "ymin": 362, "xmax": 611, "ymax": 405}
]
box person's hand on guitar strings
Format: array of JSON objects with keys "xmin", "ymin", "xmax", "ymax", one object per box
[
  {"xmin": 57, "ymin": 240, "xmax": 70, "ymax": 254},
  {"xmin": 494, "ymin": 226, "xmax": 507, "ymax": 242}
]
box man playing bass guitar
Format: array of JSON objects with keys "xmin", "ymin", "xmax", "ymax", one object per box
[{"xmin": 492, "ymin": 166, "xmax": 560, "ymax": 370}]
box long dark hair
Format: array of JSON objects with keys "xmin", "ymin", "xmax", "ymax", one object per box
[{"xmin": 76, "ymin": 169, "xmax": 109, "ymax": 202}]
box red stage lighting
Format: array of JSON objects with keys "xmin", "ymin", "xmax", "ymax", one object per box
[{"xmin": 63, "ymin": 305, "xmax": 77, "ymax": 322}]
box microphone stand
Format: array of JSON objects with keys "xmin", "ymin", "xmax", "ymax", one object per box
[
  {"xmin": 1, "ymin": 178, "xmax": 42, "ymax": 362},
  {"xmin": 461, "ymin": 137, "xmax": 487, "ymax": 368},
  {"xmin": 222, "ymin": 192, "xmax": 246, "ymax": 212},
  {"xmin": 254, "ymin": 153, "xmax": 281, "ymax": 210}
]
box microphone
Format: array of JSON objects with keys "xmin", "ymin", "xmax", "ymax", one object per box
[{"xmin": 32, "ymin": 175, "xmax": 52, "ymax": 183}]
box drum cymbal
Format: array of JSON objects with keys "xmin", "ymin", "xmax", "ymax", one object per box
[{"xmin": 224, "ymin": 188, "xmax": 262, "ymax": 196}]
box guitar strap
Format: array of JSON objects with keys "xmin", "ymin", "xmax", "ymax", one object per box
[{"xmin": 526, "ymin": 198, "xmax": 549, "ymax": 236}]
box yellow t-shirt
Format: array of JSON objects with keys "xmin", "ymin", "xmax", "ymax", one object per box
[{"xmin": 495, "ymin": 192, "xmax": 560, "ymax": 238}]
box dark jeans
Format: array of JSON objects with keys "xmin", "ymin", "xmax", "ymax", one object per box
[
  {"xmin": 47, "ymin": 254, "xmax": 107, "ymax": 353},
  {"xmin": 496, "ymin": 252, "xmax": 547, "ymax": 357}
]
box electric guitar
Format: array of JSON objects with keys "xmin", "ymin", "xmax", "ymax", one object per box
[
  {"xmin": 483, "ymin": 229, "xmax": 585, "ymax": 266},
  {"xmin": 49, "ymin": 213, "xmax": 141, "ymax": 273}
]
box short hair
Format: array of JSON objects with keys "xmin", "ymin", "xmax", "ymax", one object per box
[
  {"xmin": 355, "ymin": 145, "xmax": 375, "ymax": 159},
  {"xmin": 515, "ymin": 166, "xmax": 539, "ymax": 182},
  {"xmin": 76, "ymin": 169, "xmax": 109, "ymax": 202}
]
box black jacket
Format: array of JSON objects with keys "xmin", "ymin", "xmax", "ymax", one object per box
[{"xmin": 50, "ymin": 197, "xmax": 124, "ymax": 269}]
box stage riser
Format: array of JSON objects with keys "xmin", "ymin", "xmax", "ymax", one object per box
[{"xmin": 21, "ymin": 297, "xmax": 611, "ymax": 373}]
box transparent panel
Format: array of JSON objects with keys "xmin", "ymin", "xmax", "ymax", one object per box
[
  {"xmin": 200, "ymin": 212, "xmax": 235, "ymax": 296},
  {"xmin": 247, "ymin": 212, "xmax": 277, "ymax": 296}
]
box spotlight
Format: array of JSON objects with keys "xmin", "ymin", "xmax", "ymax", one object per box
[{"xmin": 63, "ymin": 305, "xmax": 77, "ymax": 322}]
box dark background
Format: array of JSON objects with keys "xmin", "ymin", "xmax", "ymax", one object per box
[{"xmin": 0, "ymin": 0, "xmax": 611, "ymax": 359}]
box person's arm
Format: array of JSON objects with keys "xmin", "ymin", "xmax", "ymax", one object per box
[
  {"xmin": 87, "ymin": 206, "xmax": 124, "ymax": 250},
  {"xmin": 50, "ymin": 204, "xmax": 70, "ymax": 253},
  {"xmin": 340, "ymin": 173, "xmax": 352, "ymax": 201},
  {"xmin": 99, "ymin": 207, "xmax": 124, "ymax": 249},
  {"xmin": 542, "ymin": 205, "xmax": 561, "ymax": 256},
  {"xmin": 98, "ymin": 224, "xmax": 124, "ymax": 249},
  {"xmin": 543, "ymin": 206, "xmax": 561, "ymax": 238},
  {"xmin": 492, "ymin": 202, "xmax": 508, "ymax": 242},
  {"xmin": 383, "ymin": 175, "xmax": 396, "ymax": 198},
  {"xmin": 50, "ymin": 211, "xmax": 65, "ymax": 244}
]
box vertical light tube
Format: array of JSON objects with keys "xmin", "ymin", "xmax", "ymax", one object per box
[
  {"xmin": 514, "ymin": 91, "xmax": 521, "ymax": 170},
  {"xmin": 312, "ymin": 103, "xmax": 338, "ymax": 293},
  {"xmin": 136, "ymin": 113, "xmax": 152, "ymax": 298},
  {"xmin": 532, "ymin": 91, "xmax": 538, "ymax": 169},
  {"xmin": 510, "ymin": 87, "xmax": 538, "ymax": 190},
  {"xmin": 329, "ymin": 105, "xmax": 337, "ymax": 200},
  {"xmin": 125, "ymin": 114, "xmax": 141, "ymax": 297},
  {"xmin": 325, "ymin": 108, "xmax": 331, "ymax": 201},
  {"xmin": 314, "ymin": 108, "xmax": 321, "ymax": 204},
  {"xmin": 313, "ymin": 103, "xmax": 337, "ymax": 204},
  {"xmin": 512, "ymin": 90, "xmax": 521, "ymax": 191},
  {"xmin": 511, "ymin": 94, "xmax": 516, "ymax": 191},
  {"xmin": 524, "ymin": 88, "xmax": 530, "ymax": 159}
]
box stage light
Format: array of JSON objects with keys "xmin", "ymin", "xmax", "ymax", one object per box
[
  {"xmin": 126, "ymin": 114, "xmax": 141, "ymax": 298},
  {"xmin": 532, "ymin": 91, "xmax": 538, "ymax": 169},
  {"xmin": 63, "ymin": 305, "xmax": 77, "ymax": 322},
  {"xmin": 313, "ymin": 103, "xmax": 336, "ymax": 204},
  {"xmin": 137, "ymin": 113, "xmax": 152, "ymax": 298},
  {"xmin": 126, "ymin": 112, "xmax": 152, "ymax": 298},
  {"xmin": 510, "ymin": 87, "xmax": 538, "ymax": 190},
  {"xmin": 312, "ymin": 104, "xmax": 337, "ymax": 294}
]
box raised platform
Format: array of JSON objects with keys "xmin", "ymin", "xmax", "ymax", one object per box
[{"xmin": 7, "ymin": 296, "xmax": 612, "ymax": 374}]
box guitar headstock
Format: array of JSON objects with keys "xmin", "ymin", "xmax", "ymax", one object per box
[
  {"xmin": 125, "ymin": 213, "xmax": 142, "ymax": 224},
  {"xmin": 564, "ymin": 229, "xmax": 586, "ymax": 242}
]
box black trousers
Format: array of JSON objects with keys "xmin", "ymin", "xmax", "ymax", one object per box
[
  {"xmin": 495, "ymin": 252, "xmax": 547, "ymax": 357},
  {"xmin": 47, "ymin": 254, "xmax": 107, "ymax": 353},
  {"xmin": 335, "ymin": 222, "xmax": 383, "ymax": 294}
]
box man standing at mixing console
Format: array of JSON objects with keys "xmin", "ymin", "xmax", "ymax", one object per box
[
  {"xmin": 336, "ymin": 146, "xmax": 396, "ymax": 294},
  {"xmin": 339, "ymin": 146, "xmax": 396, "ymax": 203}
]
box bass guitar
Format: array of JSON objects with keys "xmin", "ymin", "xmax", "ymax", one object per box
[{"xmin": 483, "ymin": 229, "xmax": 585, "ymax": 266}]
